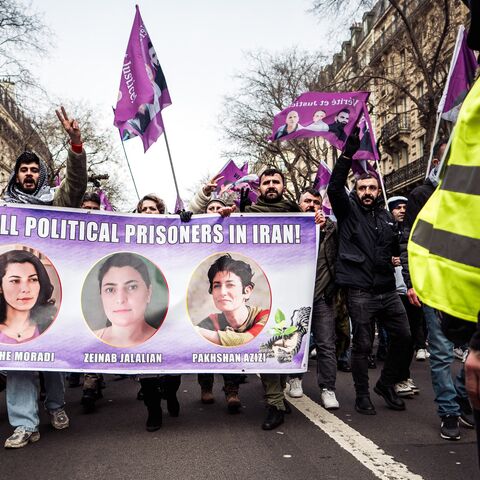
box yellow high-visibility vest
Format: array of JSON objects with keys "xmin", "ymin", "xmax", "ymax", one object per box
[{"xmin": 409, "ymin": 77, "xmax": 480, "ymax": 323}]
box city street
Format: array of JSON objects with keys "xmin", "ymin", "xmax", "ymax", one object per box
[{"xmin": 0, "ymin": 356, "xmax": 477, "ymax": 479}]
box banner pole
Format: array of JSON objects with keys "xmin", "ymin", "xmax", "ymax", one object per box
[
  {"xmin": 424, "ymin": 112, "xmax": 442, "ymax": 179},
  {"xmin": 120, "ymin": 137, "xmax": 140, "ymax": 201},
  {"xmin": 162, "ymin": 126, "xmax": 182, "ymax": 202}
]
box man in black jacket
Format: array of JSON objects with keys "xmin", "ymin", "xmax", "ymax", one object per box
[{"xmin": 328, "ymin": 139, "xmax": 411, "ymax": 415}]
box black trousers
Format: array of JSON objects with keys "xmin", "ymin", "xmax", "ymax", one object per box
[
  {"xmin": 197, "ymin": 374, "xmax": 241, "ymax": 392},
  {"xmin": 346, "ymin": 289, "xmax": 411, "ymax": 396}
]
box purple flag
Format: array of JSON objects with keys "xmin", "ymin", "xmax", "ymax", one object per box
[
  {"xmin": 174, "ymin": 195, "xmax": 185, "ymax": 213},
  {"xmin": 268, "ymin": 91, "xmax": 369, "ymax": 150},
  {"xmin": 351, "ymin": 158, "xmax": 378, "ymax": 180},
  {"xmin": 214, "ymin": 160, "xmax": 258, "ymax": 205},
  {"xmin": 97, "ymin": 189, "xmax": 113, "ymax": 211},
  {"xmin": 113, "ymin": 6, "xmax": 172, "ymax": 152},
  {"xmin": 438, "ymin": 26, "xmax": 478, "ymax": 123},
  {"xmin": 313, "ymin": 160, "xmax": 333, "ymax": 216},
  {"xmin": 353, "ymin": 103, "xmax": 379, "ymax": 161}
]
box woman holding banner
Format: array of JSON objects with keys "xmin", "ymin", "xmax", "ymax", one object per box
[{"xmin": 0, "ymin": 250, "xmax": 56, "ymax": 344}]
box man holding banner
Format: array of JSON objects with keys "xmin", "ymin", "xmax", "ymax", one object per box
[
  {"xmin": 3, "ymin": 107, "xmax": 87, "ymax": 449},
  {"xmin": 219, "ymin": 167, "xmax": 300, "ymax": 430}
]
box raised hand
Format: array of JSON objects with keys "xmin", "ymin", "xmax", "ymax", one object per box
[
  {"xmin": 203, "ymin": 175, "xmax": 224, "ymax": 196},
  {"xmin": 56, "ymin": 106, "xmax": 82, "ymax": 145}
]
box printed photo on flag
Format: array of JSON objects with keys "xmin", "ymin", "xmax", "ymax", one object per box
[{"xmin": 113, "ymin": 5, "xmax": 172, "ymax": 151}]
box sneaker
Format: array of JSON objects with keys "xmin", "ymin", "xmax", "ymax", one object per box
[
  {"xmin": 4, "ymin": 427, "xmax": 40, "ymax": 449},
  {"xmin": 320, "ymin": 389, "xmax": 339, "ymax": 410},
  {"xmin": 49, "ymin": 408, "xmax": 70, "ymax": 430},
  {"xmin": 440, "ymin": 416, "xmax": 461, "ymax": 440},
  {"xmin": 286, "ymin": 378, "xmax": 303, "ymax": 398},
  {"xmin": 406, "ymin": 378, "xmax": 420, "ymax": 394},
  {"xmin": 415, "ymin": 349, "xmax": 428, "ymax": 361},
  {"xmin": 394, "ymin": 381, "xmax": 414, "ymax": 398}
]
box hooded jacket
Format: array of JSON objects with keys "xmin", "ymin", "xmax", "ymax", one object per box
[{"xmin": 328, "ymin": 155, "xmax": 398, "ymax": 293}]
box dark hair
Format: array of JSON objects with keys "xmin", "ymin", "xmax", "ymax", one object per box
[
  {"xmin": 82, "ymin": 192, "xmax": 101, "ymax": 206},
  {"xmin": 14, "ymin": 151, "xmax": 40, "ymax": 174},
  {"xmin": 98, "ymin": 253, "xmax": 151, "ymax": 291},
  {"xmin": 259, "ymin": 168, "xmax": 285, "ymax": 186},
  {"xmin": 433, "ymin": 138, "xmax": 448, "ymax": 159},
  {"xmin": 137, "ymin": 194, "xmax": 165, "ymax": 214},
  {"xmin": 300, "ymin": 187, "xmax": 321, "ymax": 198},
  {"xmin": 207, "ymin": 254, "xmax": 254, "ymax": 294},
  {"xmin": 338, "ymin": 108, "xmax": 350, "ymax": 115},
  {"xmin": 0, "ymin": 250, "xmax": 55, "ymax": 329}
]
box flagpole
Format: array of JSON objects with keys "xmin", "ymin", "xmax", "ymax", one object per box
[
  {"xmin": 120, "ymin": 137, "xmax": 140, "ymax": 200},
  {"xmin": 424, "ymin": 112, "xmax": 442, "ymax": 179},
  {"xmin": 162, "ymin": 126, "xmax": 182, "ymax": 205}
]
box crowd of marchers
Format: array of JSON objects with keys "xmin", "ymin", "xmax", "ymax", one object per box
[{"xmin": 0, "ymin": 108, "xmax": 476, "ymax": 455}]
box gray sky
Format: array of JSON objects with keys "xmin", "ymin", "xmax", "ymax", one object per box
[{"xmin": 29, "ymin": 0, "xmax": 340, "ymax": 210}]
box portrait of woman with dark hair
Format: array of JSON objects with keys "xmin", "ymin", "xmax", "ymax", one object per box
[
  {"xmin": 0, "ymin": 250, "xmax": 57, "ymax": 344},
  {"xmin": 91, "ymin": 252, "xmax": 163, "ymax": 348},
  {"xmin": 195, "ymin": 254, "xmax": 270, "ymax": 347}
]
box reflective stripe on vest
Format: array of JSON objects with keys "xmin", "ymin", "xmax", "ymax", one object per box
[{"xmin": 409, "ymin": 77, "xmax": 480, "ymax": 323}]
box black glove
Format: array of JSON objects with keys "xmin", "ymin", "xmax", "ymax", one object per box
[
  {"xmin": 239, "ymin": 187, "xmax": 252, "ymax": 212},
  {"xmin": 343, "ymin": 127, "xmax": 360, "ymax": 159},
  {"xmin": 176, "ymin": 209, "xmax": 193, "ymax": 222}
]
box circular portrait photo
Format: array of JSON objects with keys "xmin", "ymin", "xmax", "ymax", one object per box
[
  {"xmin": 0, "ymin": 245, "xmax": 61, "ymax": 345},
  {"xmin": 187, "ymin": 253, "xmax": 271, "ymax": 347},
  {"xmin": 82, "ymin": 252, "xmax": 168, "ymax": 348}
]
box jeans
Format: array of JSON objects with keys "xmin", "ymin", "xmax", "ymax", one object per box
[
  {"xmin": 311, "ymin": 296, "xmax": 337, "ymax": 390},
  {"xmin": 423, "ymin": 305, "xmax": 464, "ymax": 418},
  {"xmin": 7, "ymin": 371, "xmax": 65, "ymax": 432},
  {"xmin": 346, "ymin": 289, "xmax": 411, "ymax": 396}
]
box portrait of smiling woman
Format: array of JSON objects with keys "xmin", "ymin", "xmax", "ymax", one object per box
[
  {"xmin": 188, "ymin": 253, "xmax": 271, "ymax": 347},
  {"xmin": 0, "ymin": 249, "xmax": 59, "ymax": 344},
  {"xmin": 82, "ymin": 252, "xmax": 168, "ymax": 348}
]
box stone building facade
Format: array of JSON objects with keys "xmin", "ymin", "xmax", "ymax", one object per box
[{"xmin": 321, "ymin": 0, "xmax": 471, "ymax": 196}]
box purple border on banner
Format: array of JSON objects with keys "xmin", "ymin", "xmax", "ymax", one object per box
[{"xmin": 0, "ymin": 205, "xmax": 317, "ymax": 374}]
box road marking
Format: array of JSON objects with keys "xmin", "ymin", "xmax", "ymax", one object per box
[{"xmin": 287, "ymin": 395, "xmax": 424, "ymax": 480}]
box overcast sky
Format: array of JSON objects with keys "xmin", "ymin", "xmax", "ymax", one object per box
[{"xmin": 28, "ymin": 0, "xmax": 344, "ymax": 211}]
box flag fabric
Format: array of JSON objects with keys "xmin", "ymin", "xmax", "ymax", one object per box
[
  {"xmin": 268, "ymin": 91, "xmax": 369, "ymax": 150},
  {"xmin": 213, "ymin": 160, "xmax": 258, "ymax": 205},
  {"xmin": 353, "ymin": 102, "xmax": 379, "ymax": 161},
  {"xmin": 313, "ymin": 160, "xmax": 334, "ymax": 216},
  {"xmin": 113, "ymin": 5, "xmax": 172, "ymax": 152},
  {"xmin": 174, "ymin": 195, "xmax": 185, "ymax": 213},
  {"xmin": 351, "ymin": 158, "xmax": 378, "ymax": 179},
  {"xmin": 437, "ymin": 25, "xmax": 478, "ymax": 123},
  {"xmin": 97, "ymin": 189, "xmax": 113, "ymax": 211}
]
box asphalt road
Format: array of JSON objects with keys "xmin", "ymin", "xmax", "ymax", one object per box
[{"xmin": 0, "ymin": 356, "xmax": 477, "ymax": 480}]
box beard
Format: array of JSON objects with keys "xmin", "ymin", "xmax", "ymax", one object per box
[
  {"xmin": 260, "ymin": 189, "xmax": 282, "ymax": 203},
  {"xmin": 304, "ymin": 206, "xmax": 316, "ymax": 212},
  {"xmin": 359, "ymin": 194, "xmax": 375, "ymax": 206},
  {"xmin": 18, "ymin": 178, "xmax": 37, "ymax": 193}
]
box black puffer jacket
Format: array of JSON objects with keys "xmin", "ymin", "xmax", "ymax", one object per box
[{"xmin": 328, "ymin": 156, "xmax": 398, "ymax": 294}]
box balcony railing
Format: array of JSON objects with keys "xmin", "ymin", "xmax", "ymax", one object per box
[
  {"xmin": 381, "ymin": 115, "xmax": 411, "ymax": 142},
  {"xmin": 384, "ymin": 154, "xmax": 429, "ymax": 193}
]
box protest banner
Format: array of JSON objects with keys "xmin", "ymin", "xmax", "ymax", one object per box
[
  {"xmin": 0, "ymin": 205, "xmax": 317, "ymax": 374},
  {"xmin": 268, "ymin": 91, "xmax": 369, "ymax": 150}
]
